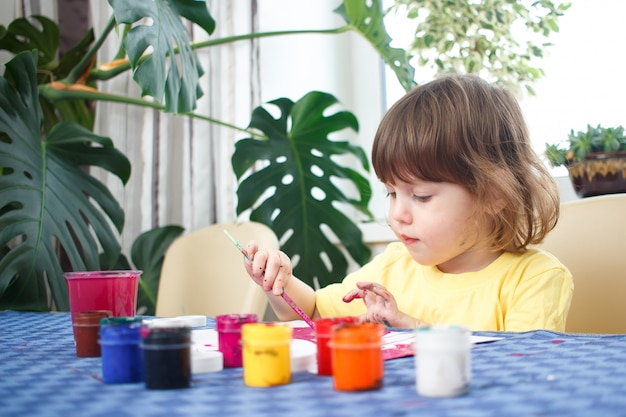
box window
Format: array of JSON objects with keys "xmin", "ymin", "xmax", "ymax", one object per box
[{"xmin": 383, "ymin": 0, "xmax": 626, "ymax": 205}]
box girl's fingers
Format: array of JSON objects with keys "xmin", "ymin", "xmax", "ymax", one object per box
[
  {"xmin": 246, "ymin": 240, "xmax": 259, "ymax": 257},
  {"xmin": 342, "ymin": 288, "xmax": 368, "ymax": 303},
  {"xmin": 353, "ymin": 282, "xmax": 392, "ymax": 302},
  {"xmin": 365, "ymin": 284, "xmax": 392, "ymax": 302},
  {"xmin": 270, "ymin": 252, "xmax": 292, "ymax": 296},
  {"xmin": 346, "ymin": 282, "xmax": 401, "ymax": 326},
  {"xmin": 250, "ymin": 249, "xmax": 291, "ymax": 295},
  {"xmin": 243, "ymin": 245, "xmax": 295, "ymax": 296},
  {"xmin": 250, "ymin": 250, "xmax": 268, "ymax": 277}
]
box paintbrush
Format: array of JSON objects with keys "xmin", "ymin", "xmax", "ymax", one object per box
[{"xmin": 224, "ymin": 229, "xmax": 316, "ymax": 329}]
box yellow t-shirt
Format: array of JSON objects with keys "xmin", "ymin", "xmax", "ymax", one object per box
[{"xmin": 315, "ymin": 242, "xmax": 573, "ymax": 332}]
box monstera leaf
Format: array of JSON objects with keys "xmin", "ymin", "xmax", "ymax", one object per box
[
  {"xmin": 131, "ymin": 225, "xmax": 185, "ymax": 315},
  {"xmin": 232, "ymin": 91, "xmax": 373, "ymax": 288},
  {"xmin": 0, "ymin": 15, "xmax": 59, "ymax": 69},
  {"xmin": 0, "ymin": 15, "xmax": 96, "ymax": 132},
  {"xmin": 107, "ymin": 0, "xmax": 215, "ymax": 113},
  {"xmin": 336, "ymin": 0, "xmax": 416, "ymax": 92},
  {"xmin": 0, "ymin": 52, "xmax": 130, "ymax": 311}
]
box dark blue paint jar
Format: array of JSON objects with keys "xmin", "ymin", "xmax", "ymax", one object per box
[
  {"xmin": 141, "ymin": 325, "xmax": 192, "ymax": 390},
  {"xmin": 99, "ymin": 317, "xmax": 144, "ymax": 384}
]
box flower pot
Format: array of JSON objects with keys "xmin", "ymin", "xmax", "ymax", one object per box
[{"xmin": 567, "ymin": 151, "xmax": 626, "ymax": 198}]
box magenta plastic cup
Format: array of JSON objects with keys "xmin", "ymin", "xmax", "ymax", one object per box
[
  {"xmin": 216, "ymin": 313, "xmax": 258, "ymax": 367},
  {"xmin": 64, "ymin": 270, "xmax": 142, "ymax": 342}
]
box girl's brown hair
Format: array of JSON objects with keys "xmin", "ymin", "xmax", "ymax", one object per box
[{"xmin": 372, "ymin": 74, "xmax": 559, "ymax": 253}]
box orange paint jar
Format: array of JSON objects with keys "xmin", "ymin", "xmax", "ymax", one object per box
[{"xmin": 330, "ymin": 323, "xmax": 384, "ymax": 391}]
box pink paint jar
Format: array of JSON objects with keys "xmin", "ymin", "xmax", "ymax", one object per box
[
  {"xmin": 314, "ymin": 316, "xmax": 358, "ymax": 376},
  {"xmin": 216, "ymin": 313, "xmax": 258, "ymax": 367}
]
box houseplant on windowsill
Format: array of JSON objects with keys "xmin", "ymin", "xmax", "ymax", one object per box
[{"xmin": 545, "ymin": 124, "xmax": 626, "ymax": 198}]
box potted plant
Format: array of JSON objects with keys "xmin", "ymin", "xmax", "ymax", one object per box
[{"xmin": 545, "ymin": 124, "xmax": 626, "ymax": 198}]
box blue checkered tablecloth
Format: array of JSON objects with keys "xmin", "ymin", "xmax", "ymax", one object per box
[{"xmin": 2, "ymin": 310, "xmax": 626, "ymax": 417}]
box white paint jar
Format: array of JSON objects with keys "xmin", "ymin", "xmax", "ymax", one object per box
[{"xmin": 413, "ymin": 325, "xmax": 471, "ymax": 397}]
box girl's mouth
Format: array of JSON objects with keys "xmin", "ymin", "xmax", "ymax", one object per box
[{"xmin": 400, "ymin": 235, "xmax": 418, "ymax": 245}]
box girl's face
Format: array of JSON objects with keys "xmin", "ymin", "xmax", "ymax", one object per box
[{"xmin": 385, "ymin": 178, "xmax": 498, "ymax": 274}]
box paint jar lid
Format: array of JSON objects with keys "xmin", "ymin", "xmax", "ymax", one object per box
[
  {"xmin": 241, "ymin": 323, "xmax": 293, "ymax": 344},
  {"xmin": 216, "ymin": 314, "xmax": 258, "ymax": 332},
  {"xmin": 99, "ymin": 318, "xmax": 143, "ymax": 345},
  {"xmin": 314, "ymin": 316, "xmax": 359, "ymax": 336},
  {"xmin": 192, "ymin": 348, "xmax": 223, "ymax": 374},
  {"xmin": 177, "ymin": 315, "xmax": 207, "ymax": 328},
  {"xmin": 142, "ymin": 326, "xmax": 191, "ymax": 345},
  {"xmin": 100, "ymin": 316, "xmax": 143, "ymax": 327},
  {"xmin": 332, "ymin": 323, "xmax": 384, "ymax": 345},
  {"xmin": 144, "ymin": 317, "xmax": 186, "ymax": 328},
  {"xmin": 414, "ymin": 325, "xmax": 471, "ymax": 350}
]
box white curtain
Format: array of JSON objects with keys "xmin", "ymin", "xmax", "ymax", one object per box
[{"xmin": 89, "ymin": 1, "xmax": 260, "ymax": 256}]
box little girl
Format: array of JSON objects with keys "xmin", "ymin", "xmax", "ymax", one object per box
[{"xmin": 243, "ymin": 74, "xmax": 573, "ymax": 331}]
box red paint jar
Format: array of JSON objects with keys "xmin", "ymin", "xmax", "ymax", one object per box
[
  {"xmin": 216, "ymin": 314, "xmax": 258, "ymax": 367},
  {"xmin": 73, "ymin": 310, "xmax": 112, "ymax": 357},
  {"xmin": 314, "ymin": 316, "xmax": 358, "ymax": 376},
  {"xmin": 330, "ymin": 323, "xmax": 384, "ymax": 391}
]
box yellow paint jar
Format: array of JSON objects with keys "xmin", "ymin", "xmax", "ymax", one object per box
[{"xmin": 241, "ymin": 323, "xmax": 293, "ymax": 387}]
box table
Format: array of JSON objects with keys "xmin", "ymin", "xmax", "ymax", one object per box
[{"xmin": 2, "ymin": 311, "xmax": 626, "ymax": 417}]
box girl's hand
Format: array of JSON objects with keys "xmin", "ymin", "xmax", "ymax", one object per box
[
  {"xmin": 342, "ymin": 281, "xmax": 418, "ymax": 328},
  {"xmin": 244, "ymin": 240, "xmax": 293, "ymax": 296}
]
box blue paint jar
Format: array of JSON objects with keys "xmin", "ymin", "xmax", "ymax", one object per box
[
  {"xmin": 99, "ymin": 317, "xmax": 144, "ymax": 384},
  {"xmin": 141, "ymin": 324, "xmax": 192, "ymax": 390}
]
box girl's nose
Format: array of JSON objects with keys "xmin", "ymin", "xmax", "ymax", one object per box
[{"xmin": 389, "ymin": 196, "xmax": 412, "ymax": 225}]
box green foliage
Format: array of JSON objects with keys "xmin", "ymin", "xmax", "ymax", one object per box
[
  {"xmin": 390, "ymin": 0, "xmax": 571, "ymax": 95},
  {"xmin": 0, "ymin": 52, "xmax": 130, "ymax": 311},
  {"xmin": 232, "ymin": 92, "xmax": 373, "ymax": 288},
  {"xmin": 105, "ymin": 225, "xmax": 185, "ymax": 316},
  {"xmin": 0, "ymin": 15, "xmax": 96, "ymax": 132},
  {"xmin": 544, "ymin": 124, "xmax": 626, "ymax": 167},
  {"xmin": 108, "ymin": 0, "xmax": 215, "ymax": 112},
  {"xmin": 336, "ymin": 0, "xmax": 415, "ymax": 91},
  {"xmin": 0, "ymin": 0, "xmax": 215, "ymax": 311}
]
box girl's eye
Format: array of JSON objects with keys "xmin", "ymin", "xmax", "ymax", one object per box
[
  {"xmin": 385, "ymin": 191, "xmax": 396, "ymax": 198},
  {"xmin": 413, "ymin": 195, "xmax": 431, "ymax": 202}
]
